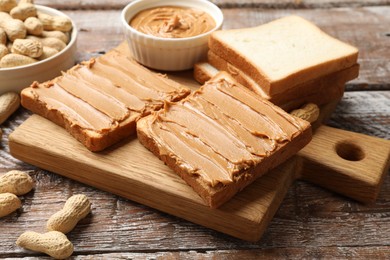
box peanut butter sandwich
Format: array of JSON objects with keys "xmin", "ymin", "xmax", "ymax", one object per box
[
  {"xmin": 137, "ymin": 72, "xmax": 312, "ymax": 208},
  {"xmin": 21, "ymin": 49, "xmax": 190, "ymax": 151}
]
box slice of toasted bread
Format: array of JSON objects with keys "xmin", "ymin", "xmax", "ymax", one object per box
[
  {"xmin": 209, "ymin": 15, "xmax": 358, "ymax": 96},
  {"xmin": 137, "ymin": 71, "xmax": 312, "ymax": 208},
  {"xmin": 21, "ymin": 48, "xmax": 190, "ymax": 152}
]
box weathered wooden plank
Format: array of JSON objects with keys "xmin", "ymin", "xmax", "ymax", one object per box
[
  {"xmin": 329, "ymin": 91, "xmax": 390, "ymax": 139},
  {"xmin": 61, "ymin": 7, "xmax": 390, "ymax": 90},
  {"xmin": 0, "ymin": 171, "xmax": 389, "ymax": 256},
  {"xmin": 1, "ymin": 141, "xmax": 389, "ymax": 255},
  {"xmin": 34, "ymin": 0, "xmax": 390, "ymax": 10},
  {"xmin": 3, "ymin": 246, "xmax": 390, "ymax": 259}
]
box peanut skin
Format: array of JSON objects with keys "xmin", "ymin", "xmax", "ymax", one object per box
[
  {"xmin": 0, "ymin": 192, "xmax": 21, "ymax": 217},
  {"xmin": 47, "ymin": 194, "xmax": 91, "ymax": 234},
  {"xmin": 0, "ymin": 170, "xmax": 33, "ymax": 195},
  {"xmin": 16, "ymin": 231, "xmax": 74, "ymax": 259}
]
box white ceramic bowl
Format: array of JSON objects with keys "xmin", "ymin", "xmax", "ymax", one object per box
[
  {"xmin": 0, "ymin": 5, "xmax": 77, "ymax": 95},
  {"xmin": 121, "ymin": 0, "xmax": 223, "ymax": 71}
]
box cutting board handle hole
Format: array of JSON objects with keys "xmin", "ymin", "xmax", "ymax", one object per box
[{"xmin": 335, "ymin": 141, "xmax": 365, "ymax": 161}]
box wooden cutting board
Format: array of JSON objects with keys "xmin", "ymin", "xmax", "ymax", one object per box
[
  {"xmin": 9, "ymin": 113, "xmax": 390, "ymax": 242},
  {"xmin": 7, "ymin": 43, "xmax": 390, "ymax": 241}
]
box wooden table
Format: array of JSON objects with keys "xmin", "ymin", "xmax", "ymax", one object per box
[{"xmin": 1, "ymin": 0, "xmax": 389, "ymax": 258}]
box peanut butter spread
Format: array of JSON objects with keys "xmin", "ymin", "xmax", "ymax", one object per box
[
  {"xmin": 143, "ymin": 77, "xmax": 309, "ymax": 187},
  {"xmin": 130, "ymin": 6, "xmax": 216, "ymax": 38},
  {"xmin": 27, "ymin": 50, "xmax": 190, "ymax": 133}
]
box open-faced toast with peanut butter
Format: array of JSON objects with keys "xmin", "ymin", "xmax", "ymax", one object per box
[
  {"xmin": 137, "ymin": 72, "xmax": 312, "ymax": 208},
  {"xmin": 21, "ymin": 49, "xmax": 190, "ymax": 151}
]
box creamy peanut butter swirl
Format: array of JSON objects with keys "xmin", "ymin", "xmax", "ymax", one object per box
[
  {"xmin": 145, "ymin": 78, "xmax": 309, "ymax": 186},
  {"xmin": 130, "ymin": 6, "xmax": 216, "ymax": 38},
  {"xmin": 28, "ymin": 50, "xmax": 190, "ymax": 133}
]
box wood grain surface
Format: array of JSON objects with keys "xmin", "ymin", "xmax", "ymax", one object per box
[{"xmin": 0, "ymin": 0, "xmax": 389, "ymax": 258}]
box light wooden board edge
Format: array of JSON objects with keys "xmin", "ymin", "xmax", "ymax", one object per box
[{"xmin": 299, "ymin": 125, "xmax": 390, "ymax": 203}]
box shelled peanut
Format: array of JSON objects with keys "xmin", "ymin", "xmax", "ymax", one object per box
[{"xmin": 0, "ymin": 0, "xmax": 73, "ymax": 68}]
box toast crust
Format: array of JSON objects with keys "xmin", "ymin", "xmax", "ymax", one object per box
[{"xmin": 21, "ymin": 88, "xmax": 139, "ymax": 152}]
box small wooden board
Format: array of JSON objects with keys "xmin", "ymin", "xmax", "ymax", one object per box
[
  {"xmin": 9, "ymin": 115, "xmax": 390, "ymax": 241},
  {"xmin": 9, "ymin": 115, "xmax": 297, "ymax": 242}
]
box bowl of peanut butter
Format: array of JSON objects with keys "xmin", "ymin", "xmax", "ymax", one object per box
[{"xmin": 121, "ymin": 0, "xmax": 223, "ymax": 71}]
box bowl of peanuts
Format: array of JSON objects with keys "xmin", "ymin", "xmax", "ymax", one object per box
[{"xmin": 0, "ymin": 2, "xmax": 77, "ymax": 94}]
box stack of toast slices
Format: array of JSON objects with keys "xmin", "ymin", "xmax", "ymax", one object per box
[{"xmin": 194, "ymin": 15, "xmax": 359, "ymax": 111}]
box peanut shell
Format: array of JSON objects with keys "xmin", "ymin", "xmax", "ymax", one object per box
[
  {"xmin": 47, "ymin": 194, "xmax": 91, "ymax": 234},
  {"xmin": 0, "ymin": 53, "xmax": 37, "ymax": 67},
  {"xmin": 10, "ymin": 3, "xmax": 36, "ymax": 21},
  {"xmin": 0, "ymin": 0, "xmax": 17, "ymax": 12},
  {"xmin": 11, "ymin": 38, "xmax": 43, "ymax": 58},
  {"xmin": 16, "ymin": 231, "xmax": 74, "ymax": 259},
  {"xmin": 0, "ymin": 192, "xmax": 21, "ymax": 217},
  {"xmin": 0, "ymin": 92, "xmax": 20, "ymax": 124},
  {"xmin": 0, "ymin": 170, "xmax": 34, "ymax": 195}
]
